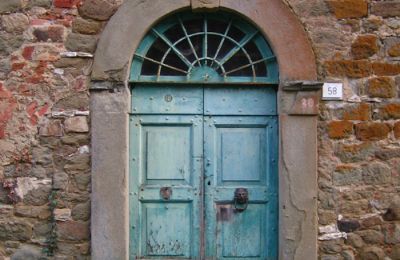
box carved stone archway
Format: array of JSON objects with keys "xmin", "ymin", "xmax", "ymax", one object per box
[{"xmin": 90, "ymin": 1, "xmax": 319, "ymax": 259}]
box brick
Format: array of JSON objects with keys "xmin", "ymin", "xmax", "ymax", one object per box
[
  {"xmin": 327, "ymin": 120, "xmax": 353, "ymax": 139},
  {"xmin": 395, "ymin": 122, "xmax": 400, "ymax": 139},
  {"xmin": 343, "ymin": 103, "xmax": 370, "ymax": 121},
  {"xmin": 327, "ymin": 0, "xmax": 368, "ymax": 19},
  {"xmin": 351, "ymin": 35, "xmax": 379, "ymax": 59},
  {"xmin": 379, "ymin": 104, "xmax": 400, "ymax": 119},
  {"xmin": 371, "ymin": 1, "xmax": 400, "ymax": 18},
  {"xmin": 367, "ymin": 77, "xmax": 396, "ymax": 98},
  {"xmin": 22, "ymin": 46, "xmax": 34, "ymax": 60},
  {"xmin": 388, "ymin": 43, "xmax": 400, "ymax": 57},
  {"xmin": 53, "ymin": 0, "xmax": 80, "ymax": 8},
  {"xmin": 355, "ymin": 122, "xmax": 390, "ymax": 141},
  {"xmin": 325, "ymin": 60, "xmax": 371, "ymax": 78},
  {"xmin": 372, "ymin": 62, "xmax": 400, "ymax": 76}
]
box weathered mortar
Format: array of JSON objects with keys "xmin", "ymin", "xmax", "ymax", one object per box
[{"xmin": 0, "ymin": 0, "xmax": 398, "ymax": 259}]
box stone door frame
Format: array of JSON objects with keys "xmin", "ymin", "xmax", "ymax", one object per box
[{"xmin": 90, "ymin": 0, "xmax": 320, "ymax": 259}]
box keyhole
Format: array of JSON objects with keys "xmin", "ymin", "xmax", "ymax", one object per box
[{"xmin": 207, "ymin": 181, "xmax": 211, "ymax": 186}]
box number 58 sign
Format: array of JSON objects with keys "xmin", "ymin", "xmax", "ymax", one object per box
[{"xmin": 322, "ymin": 83, "xmax": 343, "ymax": 100}]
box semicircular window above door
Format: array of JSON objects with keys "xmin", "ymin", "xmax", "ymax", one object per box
[{"xmin": 130, "ymin": 12, "xmax": 278, "ymax": 84}]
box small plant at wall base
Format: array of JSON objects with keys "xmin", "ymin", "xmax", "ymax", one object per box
[{"xmin": 43, "ymin": 190, "xmax": 58, "ymax": 256}]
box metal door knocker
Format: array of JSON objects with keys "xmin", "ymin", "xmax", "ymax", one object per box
[
  {"xmin": 233, "ymin": 188, "xmax": 249, "ymax": 212},
  {"xmin": 160, "ymin": 187, "xmax": 172, "ymax": 200}
]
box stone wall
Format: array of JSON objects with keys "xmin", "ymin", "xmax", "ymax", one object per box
[
  {"xmin": 0, "ymin": 0, "xmax": 399, "ymax": 259},
  {"xmin": 0, "ymin": 0, "xmax": 107, "ymax": 258},
  {"xmin": 284, "ymin": 0, "xmax": 400, "ymax": 258}
]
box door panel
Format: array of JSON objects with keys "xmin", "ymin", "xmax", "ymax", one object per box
[
  {"xmin": 130, "ymin": 115, "xmax": 202, "ymax": 259},
  {"xmin": 204, "ymin": 87, "xmax": 277, "ymax": 115},
  {"xmin": 204, "ymin": 116, "xmax": 278, "ymax": 259},
  {"xmin": 132, "ymin": 85, "xmax": 203, "ymax": 114}
]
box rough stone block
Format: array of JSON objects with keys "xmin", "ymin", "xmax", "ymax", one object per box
[
  {"xmin": 1, "ymin": 13, "xmax": 29, "ymax": 33},
  {"xmin": 64, "ymin": 154, "xmax": 90, "ymax": 173},
  {"xmin": 385, "ymin": 37, "xmax": 400, "ymax": 57},
  {"xmin": 0, "ymin": 221, "xmax": 32, "ymax": 241},
  {"xmin": 367, "ymin": 77, "xmax": 396, "ymax": 98},
  {"xmin": 333, "ymin": 165, "xmax": 362, "ymax": 185},
  {"xmin": 362, "ymin": 162, "xmax": 391, "ymax": 184},
  {"xmin": 53, "ymin": 171, "xmax": 68, "ymax": 190},
  {"xmin": 33, "ymin": 25, "xmax": 65, "ymax": 42},
  {"xmin": 327, "ymin": 120, "xmax": 353, "ymax": 139},
  {"xmin": 345, "ymin": 233, "xmax": 364, "ymax": 248},
  {"xmin": 54, "ymin": 208, "xmax": 72, "ymax": 221},
  {"xmin": 72, "ymin": 201, "xmax": 90, "ymax": 221},
  {"xmin": 335, "ymin": 142, "xmax": 374, "ymax": 163},
  {"xmin": 360, "ymin": 246, "xmax": 385, "ymax": 259},
  {"xmin": 39, "ymin": 119, "xmax": 63, "ymax": 137},
  {"xmin": 72, "ymin": 17, "xmax": 103, "ymax": 35},
  {"xmin": 0, "ymin": 0, "xmax": 23, "ymax": 14},
  {"xmin": 372, "ymin": 62, "xmax": 400, "ymax": 76},
  {"xmin": 394, "ymin": 122, "xmax": 400, "ymax": 139},
  {"xmin": 53, "ymin": 93, "xmax": 89, "ymax": 111},
  {"xmin": 78, "ymin": 0, "xmax": 123, "ymax": 21},
  {"xmin": 383, "ymin": 197, "xmax": 400, "ymax": 221},
  {"xmin": 65, "ymin": 33, "xmax": 98, "ymax": 53},
  {"xmin": 378, "ymin": 103, "xmax": 400, "ymax": 120},
  {"xmin": 327, "ymin": 0, "xmax": 368, "ymax": 18},
  {"xmin": 324, "ymin": 60, "xmax": 371, "ymax": 78},
  {"xmin": 15, "ymin": 205, "xmax": 51, "ymax": 219},
  {"xmin": 355, "ymin": 122, "xmax": 390, "ymax": 141},
  {"xmin": 375, "ymin": 148, "xmax": 400, "ymax": 161},
  {"xmin": 64, "ymin": 116, "xmax": 89, "ymax": 133},
  {"xmin": 382, "ymin": 223, "xmax": 400, "ymax": 245},
  {"xmin": 356, "ymin": 230, "xmax": 384, "ymax": 244},
  {"xmin": 57, "ymin": 221, "xmax": 89, "ymax": 241},
  {"xmin": 10, "ymin": 245, "xmax": 42, "ymax": 260},
  {"xmin": 371, "ymin": 1, "xmax": 400, "ymax": 17},
  {"xmin": 342, "ymin": 103, "xmax": 370, "ymax": 121},
  {"xmin": 351, "ymin": 35, "xmax": 379, "ymax": 59}
]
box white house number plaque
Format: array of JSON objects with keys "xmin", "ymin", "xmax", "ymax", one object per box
[{"xmin": 322, "ymin": 83, "xmax": 343, "ymax": 100}]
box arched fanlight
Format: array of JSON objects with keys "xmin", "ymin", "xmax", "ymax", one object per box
[{"xmin": 130, "ymin": 12, "xmax": 278, "ymax": 84}]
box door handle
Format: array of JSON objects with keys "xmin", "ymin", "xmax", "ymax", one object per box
[{"xmin": 233, "ymin": 188, "xmax": 249, "ymax": 212}]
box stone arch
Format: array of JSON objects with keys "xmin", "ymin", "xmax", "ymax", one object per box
[
  {"xmin": 90, "ymin": 1, "xmax": 319, "ymax": 259},
  {"xmin": 91, "ymin": 0, "xmax": 317, "ymax": 82}
]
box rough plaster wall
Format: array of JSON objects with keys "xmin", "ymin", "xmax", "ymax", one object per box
[{"xmin": 0, "ymin": 0, "xmax": 399, "ymax": 259}]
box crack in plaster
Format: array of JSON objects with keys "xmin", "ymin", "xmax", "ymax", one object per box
[{"xmin": 281, "ymin": 127, "xmax": 306, "ymax": 259}]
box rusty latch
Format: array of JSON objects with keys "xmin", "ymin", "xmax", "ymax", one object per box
[
  {"xmin": 160, "ymin": 187, "xmax": 172, "ymax": 200},
  {"xmin": 233, "ymin": 188, "xmax": 249, "ymax": 212}
]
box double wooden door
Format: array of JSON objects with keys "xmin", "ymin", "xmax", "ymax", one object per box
[{"xmin": 129, "ymin": 85, "xmax": 278, "ymax": 259}]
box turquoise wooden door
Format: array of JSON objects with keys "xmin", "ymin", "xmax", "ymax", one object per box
[
  {"xmin": 203, "ymin": 87, "xmax": 278, "ymax": 259},
  {"xmin": 130, "ymin": 85, "xmax": 278, "ymax": 259}
]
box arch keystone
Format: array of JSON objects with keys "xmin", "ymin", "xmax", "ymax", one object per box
[{"xmin": 191, "ymin": 0, "xmax": 220, "ymax": 10}]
